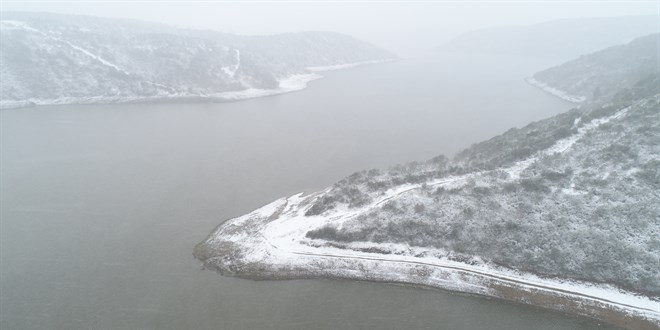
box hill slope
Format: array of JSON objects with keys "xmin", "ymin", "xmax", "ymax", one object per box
[
  {"xmin": 195, "ymin": 34, "xmax": 660, "ymax": 328},
  {"xmin": 0, "ymin": 12, "xmax": 395, "ymax": 108},
  {"xmin": 440, "ymin": 16, "xmax": 658, "ymax": 62},
  {"xmin": 527, "ymin": 33, "xmax": 659, "ymax": 103}
]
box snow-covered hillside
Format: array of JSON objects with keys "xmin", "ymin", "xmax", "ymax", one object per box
[
  {"xmin": 527, "ymin": 33, "xmax": 659, "ymax": 103},
  {"xmin": 439, "ymin": 15, "xmax": 659, "ymax": 62},
  {"xmin": 195, "ymin": 33, "xmax": 660, "ymax": 329},
  {"xmin": 0, "ymin": 12, "xmax": 395, "ymax": 109}
]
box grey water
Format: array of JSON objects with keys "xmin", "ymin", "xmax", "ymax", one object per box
[{"xmin": 1, "ymin": 53, "xmax": 616, "ymax": 329}]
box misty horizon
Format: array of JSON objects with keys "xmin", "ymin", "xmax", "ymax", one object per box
[{"xmin": 1, "ymin": 2, "xmax": 657, "ymax": 56}]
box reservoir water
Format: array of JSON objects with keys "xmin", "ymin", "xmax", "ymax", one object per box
[{"xmin": 0, "ymin": 53, "xmax": 617, "ymax": 329}]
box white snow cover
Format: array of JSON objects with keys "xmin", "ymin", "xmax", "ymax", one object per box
[
  {"xmin": 0, "ymin": 74, "xmax": 323, "ymax": 109},
  {"xmin": 526, "ymin": 77, "xmax": 587, "ymax": 103},
  {"xmin": 2, "ymin": 20, "xmax": 130, "ymax": 75},
  {"xmin": 63, "ymin": 41, "xmax": 130, "ymax": 75},
  {"xmin": 0, "ymin": 21, "xmax": 327, "ymax": 109},
  {"xmin": 221, "ymin": 49, "xmax": 241, "ymax": 78},
  {"xmin": 0, "ymin": 49, "xmax": 389, "ymax": 109},
  {"xmin": 208, "ymin": 73, "xmax": 323, "ymax": 101},
  {"xmin": 0, "ymin": 20, "xmax": 40, "ymax": 32},
  {"xmin": 6, "ymin": 57, "xmax": 395, "ymax": 107},
  {"xmin": 306, "ymin": 59, "xmax": 394, "ymax": 72},
  {"xmin": 200, "ymin": 106, "xmax": 659, "ymax": 326},
  {"xmin": 0, "ymin": 19, "xmax": 394, "ymax": 109}
]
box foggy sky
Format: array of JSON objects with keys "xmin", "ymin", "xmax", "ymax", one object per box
[{"xmin": 1, "ymin": 1, "xmax": 658, "ymax": 56}]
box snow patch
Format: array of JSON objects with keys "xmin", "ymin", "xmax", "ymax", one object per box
[
  {"xmin": 307, "ymin": 59, "xmax": 394, "ymax": 72},
  {"xmin": 63, "ymin": 41, "xmax": 130, "ymax": 75},
  {"xmin": 221, "ymin": 49, "xmax": 241, "ymax": 78},
  {"xmin": 1, "ymin": 20, "xmax": 131, "ymax": 75},
  {"xmin": 0, "ymin": 73, "xmax": 324, "ymax": 109},
  {"xmin": 211, "ymin": 73, "xmax": 323, "ymax": 101},
  {"xmin": 526, "ymin": 77, "xmax": 586, "ymax": 103},
  {"xmin": 0, "ymin": 20, "xmax": 40, "ymax": 32}
]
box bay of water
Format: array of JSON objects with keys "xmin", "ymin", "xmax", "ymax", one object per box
[{"xmin": 0, "ymin": 53, "xmax": 615, "ymax": 329}]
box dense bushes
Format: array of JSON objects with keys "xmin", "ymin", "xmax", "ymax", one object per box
[
  {"xmin": 304, "ymin": 158, "xmax": 451, "ymax": 216},
  {"xmin": 305, "ymin": 185, "xmax": 372, "ymax": 216},
  {"xmin": 453, "ymin": 109, "xmax": 582, "ymax": 172},
  {"xmin": 303, "ymin": 97, "xmax": 660, "ymax": 294}
]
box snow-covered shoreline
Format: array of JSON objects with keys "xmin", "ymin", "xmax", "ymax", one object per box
[
  {"xmin": 0, "ymin": 59, "xmax": 395, "ymax": 110},
  {"xmin": 525, "ymin": 76, "xmax": 587, "ymax": 103},
  {"xmin": 1, "ymin": 15, "xmax": 398, "ymax": 110},
  {"xmin": 306, "ymin": 58, "xmax": 395, "ymax": 72},
  {"xmin": 197, "ymin": 192, "xmax": 660, "ymax": 329},
  {"xmin": 195, "ymin": 105, "xmax": 660, "ymax": 329},
  {"xmin": 0, "ymin": 73, "xmax": 323, "ymax": 110}
]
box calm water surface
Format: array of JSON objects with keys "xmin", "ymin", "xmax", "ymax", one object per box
[{"xmin": 1, "ymin": 53, "xmax": 616, "ymax": 329}]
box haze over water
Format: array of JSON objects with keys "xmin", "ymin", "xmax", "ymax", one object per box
[{"xmin": 1, "ymin": 53, "xmax": 617, "ymax": 329}]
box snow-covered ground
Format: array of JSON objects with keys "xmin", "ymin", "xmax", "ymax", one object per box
[
  {"xmin": 0, "ymin": 15, "xmax": 396, "ymax": 109},
  {"xmin": 526, "ymin": 77, "xmax": 587, "ymax": 103},
  {"xmin": 198, "ymin": 106, "xmax": 659, "ymax": 328},
  {"xmin": 0, "ymin": 73, "xmax": 323, "ymax": 109},
  {"xmin": 0, "ymin": 62, "xmax": 393, "ymax": 110},
  {"xmin": 307, "ymin": 59, "xmax": 394, "ymax": 72},
  {"xmin": 208, "ymin": 73, "xmax": 323, "ymax": 101}
]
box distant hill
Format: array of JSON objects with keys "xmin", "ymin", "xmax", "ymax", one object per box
[
  {"xmin": 527, "ymin": 33, "xmax": 659, "ymax": 103},
  {"xmin": 0, "ymin": 12, "xmax": 395, "ymax": 108},
  {"xmin": 439, "ymin": 16, "xmax": 659, "ymax": 62}
]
